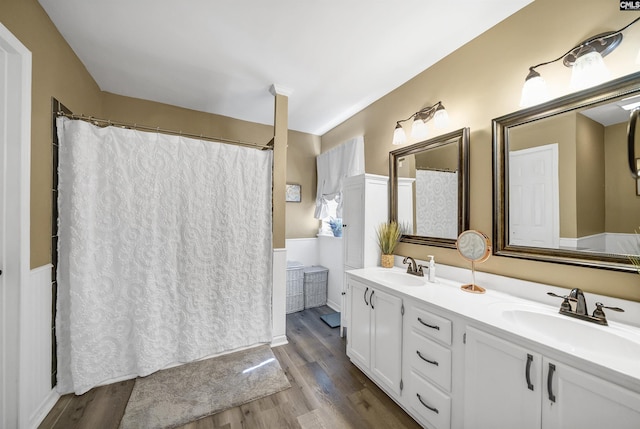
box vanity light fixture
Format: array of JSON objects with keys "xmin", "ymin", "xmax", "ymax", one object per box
[
  {"xmin": 392, "ymin": 101, "xmax": 449, "ymax": 145},
  {"xmin": 519, "ymin": 17, "xmax": 640, "ymax": 107}
]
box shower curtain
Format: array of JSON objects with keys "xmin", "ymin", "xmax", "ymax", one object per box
[
  {"xmin": 416, "ymin": 169, "xmax": 458, "ymax": 239},
  {"xmin": 55, "ymin": 117, "xmax": 273, "ymax": 395}
]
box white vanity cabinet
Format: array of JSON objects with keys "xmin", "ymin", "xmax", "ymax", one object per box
[
  {"xmin": 464, "ymin": 326, "xmax": 640, "ymax": 429},
  {"xmin": 464, "ymin": 326, "xmax": 541, "ymax": 429},
  {"xmin": 541, "ymin": 359, "xmax": 640, "ymax": 429},
  {"xmin": 403, "ymin": 300, "xmax": 456, "ymax": 429},
  {"xmin": 346, "ymin": 276, "xmax": 403, "ymax": 398}
]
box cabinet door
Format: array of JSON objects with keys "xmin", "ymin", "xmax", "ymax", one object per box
[
  {"xmin": 464, "ymin": 327, "xmax": 541, "ymax": 429},
  {"xmin": 542, "ymin": 359, "xmax": 640, "ymax": 429},
  {"xmin": 346, "ymin": 278, "xmax": 371, "ymax": 368},
  {"xmin": 370, "ymin": 287, "xmax": 403, "ymax": 396},
  {"xmin": 343, "ymin": 179, "xmax": 364, "ymax": 269}
]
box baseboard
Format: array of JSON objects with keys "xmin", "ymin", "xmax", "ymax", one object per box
[
  {"xmin": 28, "ymin": 389, "xmax": 59, "ymax": 429},
  {"xmin": 270, "ymin": 335, "xmax": 288, "ymax": 347},
  {"xmin": 326, "ymin": 299, "xmax": 341, "ymax": 312}
]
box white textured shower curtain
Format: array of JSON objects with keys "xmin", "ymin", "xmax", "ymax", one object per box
[
  {"xmin": 416, "ymin": 169, "xmax": 458, "ymax": 239},
  {"xmin": 56, "ymin": 117, "xmax": 273, "ymax": 394}
]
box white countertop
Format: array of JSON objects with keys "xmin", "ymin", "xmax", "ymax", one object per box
[{"xmin": 347, "ymin": 266, "xmax": 640, "ymax": 391}]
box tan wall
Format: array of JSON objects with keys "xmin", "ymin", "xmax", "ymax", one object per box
[
  {"xmin": 605, "ymin": 122, "xmax": 640, "ymax": 233},
  {"xmin": 285, "ymin": 131, "xmax": 322, "ymax": 238},
  {"xmin": 576, "ymin": 114, "xmax": 605, "ymax": 237},
  {"xmin": 1, "ymin": 0, "xmax": 104, "ymax": 267},
  {"xmin": 320, "ymin": 0, "xmax": 640, "ymax": 302},
  {"xmin": 509, "ymin": 114, "xmax": 577, "ymax": 238},
  {"xmin": 2, "ymin": 0, "xmax": 320, "ymax": 267},
  {"xmin": 415, "ymin": 143, "xmax": 458, "ymax": 171}
]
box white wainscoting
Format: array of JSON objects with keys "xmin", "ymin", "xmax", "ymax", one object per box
[
  {"xmin": 20, "ymin": 264, "xmax": 59, "ymax": 429},
  {"xmin": 285, "ymin": 237, "xmax": 345, "ymax": 312},
  {"xmin": 559, "ymin": 232, "xmax": 638, "ymax": 254},
  {"xmin": 285, "ymin": 238, "xmax": 318, "ymax": 266},
  {"xmin": 317, "ymin": 236, "xmax": 344, "ymax": 311}
]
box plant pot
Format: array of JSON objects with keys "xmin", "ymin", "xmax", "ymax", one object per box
[{"xmin": 381, "ymin": 254, "xmax": 394, "ymax": 268}]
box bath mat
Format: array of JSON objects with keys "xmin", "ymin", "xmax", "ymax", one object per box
[
  {"xmin": 119, "ymin": 344, "xmax": 290, "ymax": 429},
  {"xmin": 320, "ymin": 312, "xmax": 341, "ymax": 328}
]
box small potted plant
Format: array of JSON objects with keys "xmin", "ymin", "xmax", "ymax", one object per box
[{"xmin": 376, "ymin": 221, "xmax": 402, "ymax": 268}]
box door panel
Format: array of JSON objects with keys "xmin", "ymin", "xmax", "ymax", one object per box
[
  {"xmin": 464, "ymin": 327, "xmax": 541, "ymax": 429},
  {"xmin": 509, "ymin": 144, "xmax": 559, "ymax": 248}
]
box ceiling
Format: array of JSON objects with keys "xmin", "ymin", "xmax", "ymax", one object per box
[
  {"xmin": 39, "ymin": 0, "xmax": 532, "ymax": 135},
  {"xmin": 581, "ymin": 93, "xmax": 640, "ymax": 126}
]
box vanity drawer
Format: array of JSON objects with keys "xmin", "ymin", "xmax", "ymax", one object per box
[
  {"xmin": 408, "ymin": 369, "xmax": 451, "ymax": 429},
  {"xmin": 410, "ymin": 305, "xmax": 452, "ymax": 346},
  {"xmin": 409, "ymin": 330, "xmax": 452, "ymax": 392}
]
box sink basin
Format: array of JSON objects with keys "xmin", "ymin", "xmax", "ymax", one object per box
[
  {"xmin": 492, "ymin": 302, "xmax": 640, "ymax": 363},
  {"xmin": 374, "ymin": 270, "xmax": 427, "ymax": 287}
]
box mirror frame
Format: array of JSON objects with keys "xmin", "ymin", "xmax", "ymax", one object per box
[
  {"xmin": 389, "ymin": 127, "xmax": 470, "ymax": 249},
  {"xmin": 493, "ymin": 71, "xmax": 640, "ymax": 272}
]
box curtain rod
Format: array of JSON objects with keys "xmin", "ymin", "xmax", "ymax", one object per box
[{"xmin": 56, "ymin": 112, "xmax": 273, "ymax": 150}]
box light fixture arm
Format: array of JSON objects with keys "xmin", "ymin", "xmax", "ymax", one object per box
[
  {"xmin": 526, "ymin": 16, "xmax": 640, "ymax": 74},
  {"xmin": 392, "ymin": 101, "xmax": 449, "ymax": 145},
  {"xmin": 395, "ymin": 101, "xmax": 444, "ymax": 126}
]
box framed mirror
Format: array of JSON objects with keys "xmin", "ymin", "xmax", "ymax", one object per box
[
  {"xmin": 493, "ymin": 71, "xmax": 640, "ymax": 271},
  {"xmin": 389, "ymin": 128, "xmax": 470, "ymax": 248}
]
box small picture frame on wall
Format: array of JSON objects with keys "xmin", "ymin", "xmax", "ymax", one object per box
[
  {"xmin": 286, "ymin": 184, "xmax": 301, "ymax": 202},
  {"xmin": 636, "ymin": 159, "xmax": 640, "ymax": 196}
]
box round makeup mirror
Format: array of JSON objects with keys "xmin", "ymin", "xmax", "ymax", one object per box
[{"xmin": 456, "ymin": 230, "xmax": 491, "ymax": 294}]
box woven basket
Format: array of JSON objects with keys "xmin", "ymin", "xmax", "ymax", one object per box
[
  {"xmin": 303, "ymin": 266, "xmax": 328, "ymax": 309},
  {"xmin": 381, "ymin": 254, "xmax": 394, "ymax": 268}
]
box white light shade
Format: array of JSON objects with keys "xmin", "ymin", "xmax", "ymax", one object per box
[
  {"xmin": 520, "ymin": 74, "xmax": 550, "ymax": 107},
  {"xmin": 392, "ymin": 125, "xmax": 407, "ymax": 145},
  {"xmin": 570, "ymin": 48, "xmax": 610, "ymax": 90},
  {"xmin": 411, "ymin": 118, "xmax": 428, "ymax": 140},
  {"xmin": 433, "ymin": 108, "xmax": 449, "ymax": 129}
]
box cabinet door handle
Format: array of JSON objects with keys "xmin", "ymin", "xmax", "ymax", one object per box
[
  {"xmin": 364, "ymin": 287, "xmax": 369, "ymax": 306},
  {"xmin": 627, "ymin": 107, "xmax": 639, "ymax": 178},
  {"xmin": 547, "ymin": 363, "xmax": 556, "ymax": 403},
  {"xmin": 525, "ymin": 354, "xmax": 534, "ymax": 391},
  {"xmin": 416, "ymin": 350, "xmax": 439, "ymax": 366},
  {"xmin": 417, "ymin": 317, "xmax": 440, "ymax": 330},
  {"xmin": 370, "ymin": 290, "xmax": 375, "ymax": 309},
  {"xmin": 416, "ymin": 393, "xmax": 439, "ymax": 414}
]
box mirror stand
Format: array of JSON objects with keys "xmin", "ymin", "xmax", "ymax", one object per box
[
  {"xmin": 461, "ymin": 261, "xmax": 486, "ymax": 294},
  {"xmin": 456, "ymin": 230, "xmax": 491, "ymax": 294}
]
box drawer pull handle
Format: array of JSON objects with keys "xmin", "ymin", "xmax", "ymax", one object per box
[
  {"xmin": 547, "ymin": 363, "xmax": 556, "ymax": 403},
  {"xmin": 417, "ymin": 317, "xmax": 440, "ymax": 330},
  {"xmin": 525, "ymin": 353, "xmax": 534, "ymax": 391},
  {"xmin": 370, "ymin": 290, "xmax": 375, "ymax": 309},
  {"xmin": 416, "ymin": 350, "xmax": 439, "ymax": 366},
  {"xmin": 416, "ymin": 393, "xmax": 439, "ymax": 414},
  {"xmin": 364, "ymin": 287, "xmax": 369, "ymax": 306}
]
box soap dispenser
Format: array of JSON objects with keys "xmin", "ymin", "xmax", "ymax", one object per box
[{"xmin": 427, "ymin": 255, "xmax": 435, "ymax": 282}]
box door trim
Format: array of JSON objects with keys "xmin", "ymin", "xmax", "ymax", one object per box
[{"xmin": 0, "ymin": 22, "xmax": 32, "ymax": 429}]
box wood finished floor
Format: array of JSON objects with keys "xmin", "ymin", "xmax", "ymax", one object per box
[{"xmin": 39, "ymin": 306, "xmax": 421, "ymax": 429}]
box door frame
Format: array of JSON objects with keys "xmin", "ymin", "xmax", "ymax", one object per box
[{"xmin": 0, "ymin": 22, "xmax": 32, "ymax": 429}]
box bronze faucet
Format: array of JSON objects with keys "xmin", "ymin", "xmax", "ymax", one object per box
[
  {"xmin": 547, "ymin": 289, "xmax": 624, "ymax": 326},
  {"xmin": 402, "ymin": 256, "xmax": 424, "ymax": 277}
]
